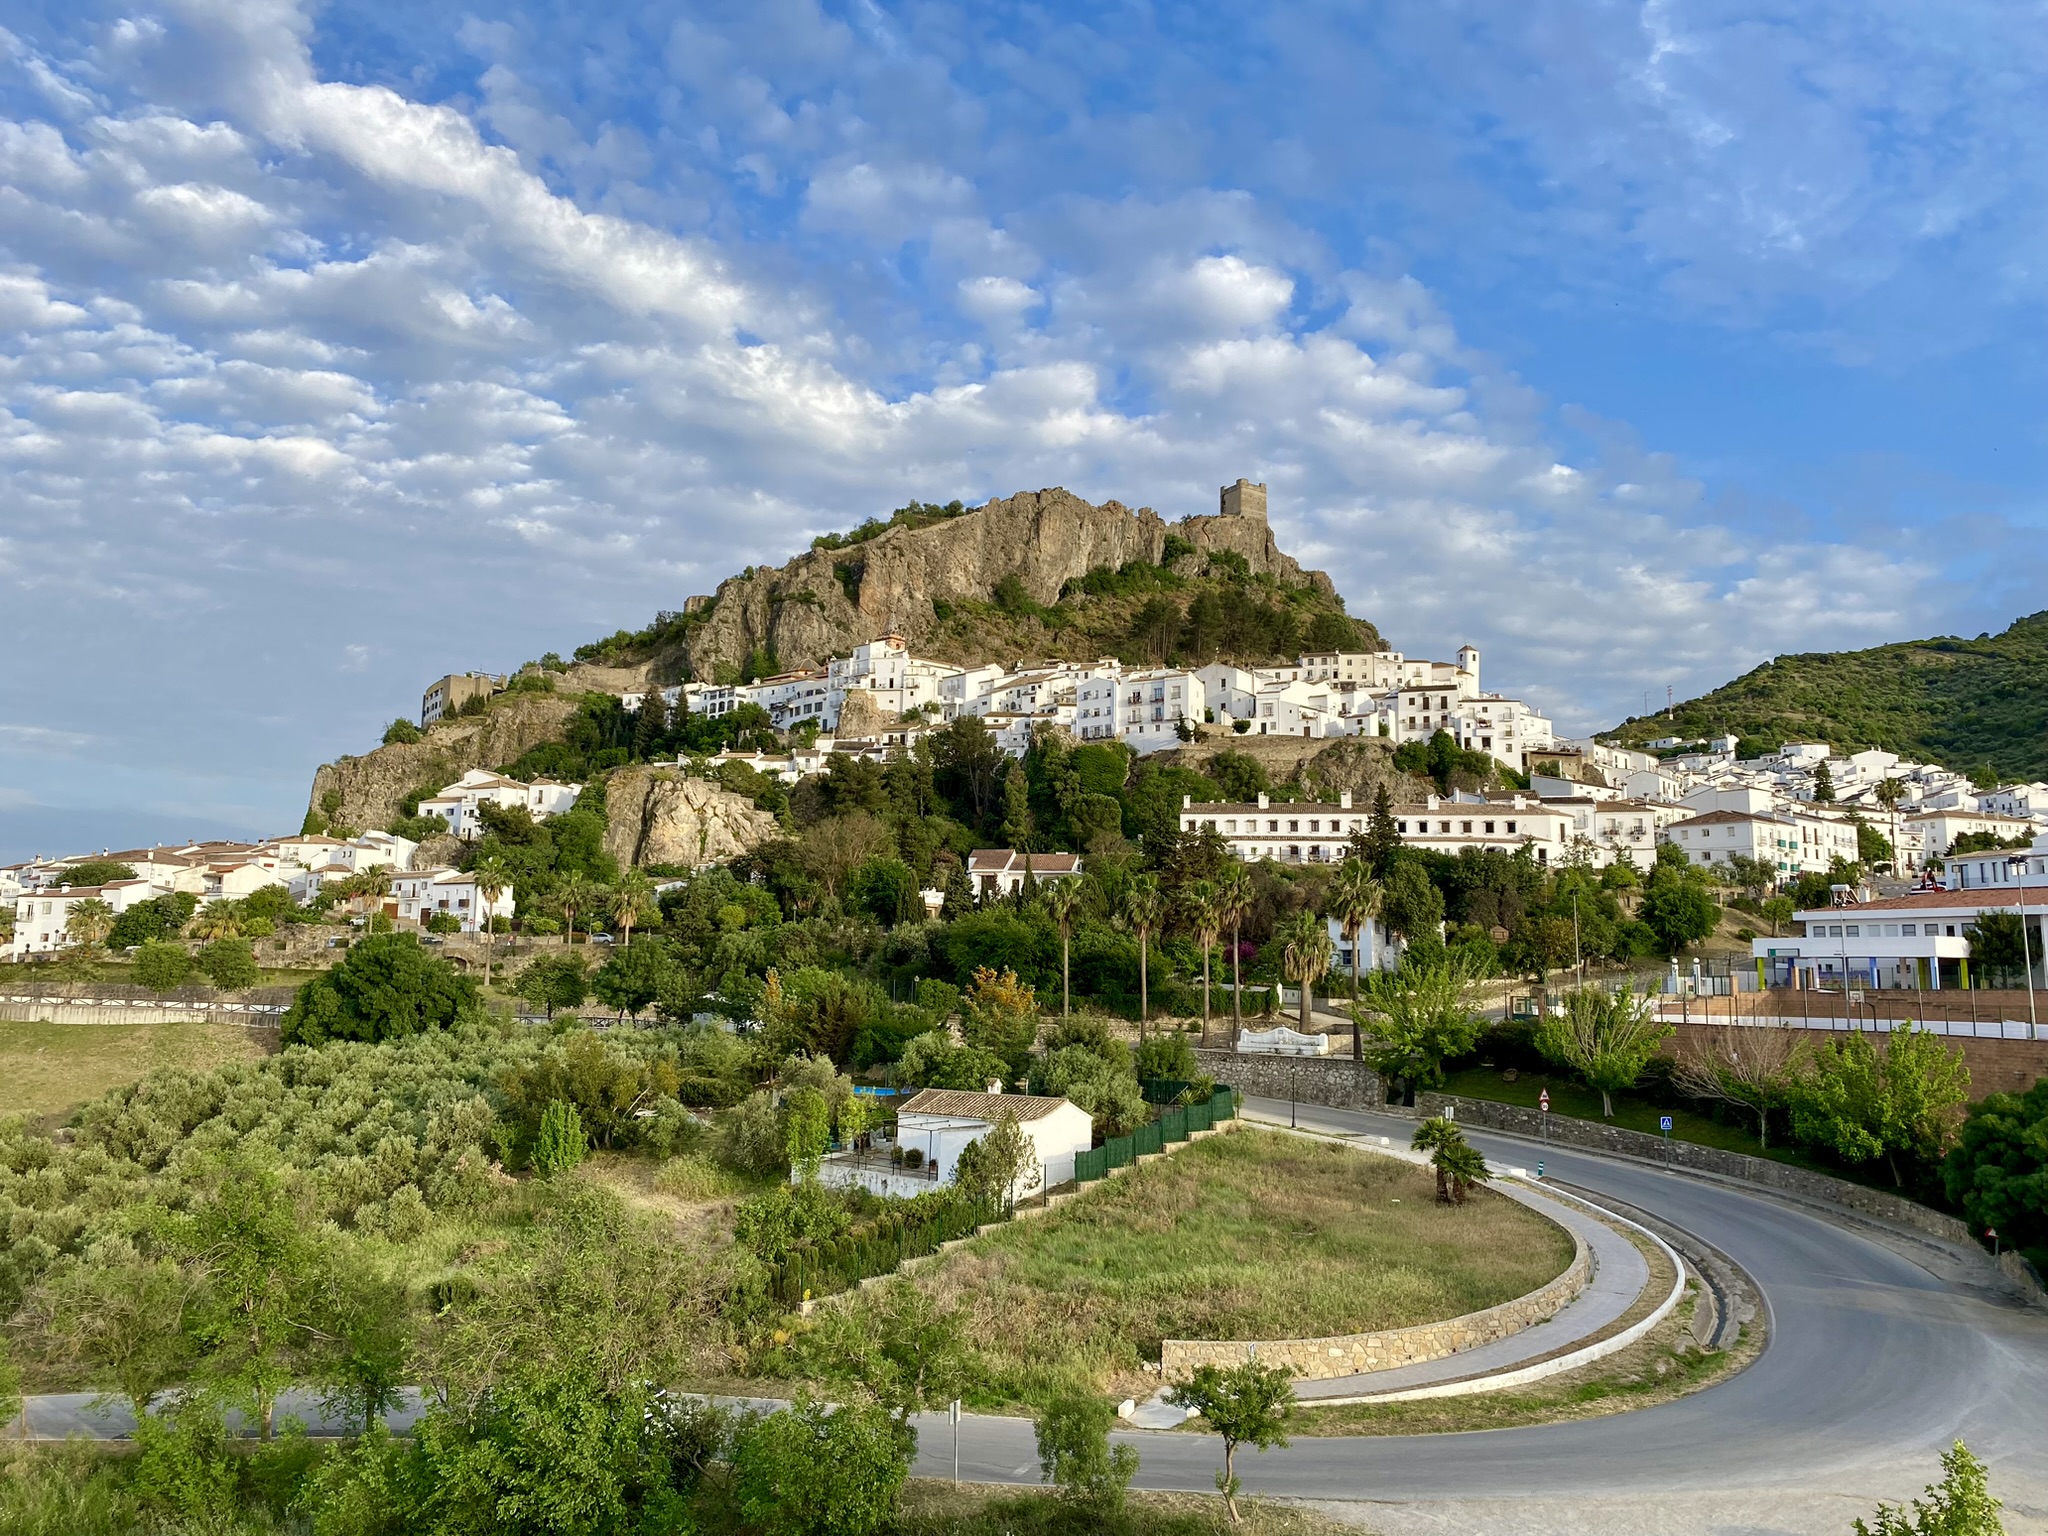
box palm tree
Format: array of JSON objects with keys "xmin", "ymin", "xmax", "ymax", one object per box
[
  {"xmin": 1120, "ymin": 875, "xmax": 1164, "ymax": 1041},
  {"xmin": 341, "ymin": 867, "xmax": 389, "ymax": 923},
  {"xmin": 1044, "ymin": 878, "xmax": 1086, "ymax": 1018},
  {"xmin": 1183, "ymin": 879, "xmax": 1222, "ymax": 1041},
  {"xmin": 189, "ymin": 904, "xmax": 243, "ymax": 942},
  {"xmin": 609, "ymin": 868, "xmax": 656, "ymax": 949},
  {"xmin": 1218, "ymin": 864, "xmax": 1255, "ymax": 1036},
  {"xmin": 1278, "ymin": 909, "xmax": 1335, "ymax": 1032},
  {"xmin": 472, "ymin": 858, "xmax": 509, "ymax": 986},
  {"xmin": 555, "ymin": 871, "xmax": 596, "ymax": 949},
  {"xmin": 1326, "ymin": 860, "xmax": 1383, "ymax": 1065},
  {"xmin": 1410, "ymin": 1115, "xmax": 1490, "ymax": 1204},
  {"xmin": 64, "ymin": 898, "xmax": 115, "ymax": 950}
]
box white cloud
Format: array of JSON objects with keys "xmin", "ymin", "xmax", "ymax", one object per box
[{"xmin": 0, "ymin": 0, "xmax": 2002, "ymax": 843}]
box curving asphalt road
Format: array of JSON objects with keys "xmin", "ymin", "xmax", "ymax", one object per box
[
  {"xmin": 909, "ymin": 1099, "xmax": 2048, "ymax": 1535},
  {"xmin": 20, "ymin": 1101, "xmax": 2048, "ymax": 1533}
]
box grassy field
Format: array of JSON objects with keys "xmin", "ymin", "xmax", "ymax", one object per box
[
  {"xmin": 862, "ymin": 1126, "xmax": 1575, "ymax": 1404},
  {"xmin": 0, "ymin": 1019, "xmax": 273, "ymax": 1126}
]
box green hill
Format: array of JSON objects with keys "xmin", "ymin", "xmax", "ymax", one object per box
[{"xmin": 1603, "ymin": 611, "xmax": 2048, "ymax": 782}]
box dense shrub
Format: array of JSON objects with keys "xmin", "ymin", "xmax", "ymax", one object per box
[{"xmin": 281, "ymin": 934, "xmax": 479, "ymax": 1045}]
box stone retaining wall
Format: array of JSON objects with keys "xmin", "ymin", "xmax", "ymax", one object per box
[
  {"xmin": 1194, "ymin": 1048, "xmax": 1384, "ymax": 1111},
  {"xmin": 1161, "ymin": 1223, "xmax": 1591, "ymax": 1381},
  {"xmin": 0, "ymin": 983, "xmax": 294, "ymax": 1028}
]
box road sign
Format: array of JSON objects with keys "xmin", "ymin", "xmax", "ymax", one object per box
[
  {"xmin": 950, "ymin": 1400, "xmax": 962, "ymax": 1485},
  {"xmin": 1539, "ymin": 1090, "xmax": 1550, "ymax": 1112},
  {"xmin": 1535, "ymin": 1160, "xmax": 1544, "ymax": 1179},
  {"xmin": 1659, "ymin": 1116, "xmax": 1674, "ymax": 1131}
]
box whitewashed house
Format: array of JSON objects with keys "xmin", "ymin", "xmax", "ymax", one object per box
[
  {"xmin": 10, "ymin": 879, "xmax": 167, "ymax": 959},
  {"xmin": 966, "ymin": 849, "xmax": 1083, "ymax": 897},
  {"xmin": 814, "ymin": 1089, "xmax": 1094, "ymax": 1200},
  {"xmin": 390, "ymin": 868, "xmax": 516, "ymax": 933}
]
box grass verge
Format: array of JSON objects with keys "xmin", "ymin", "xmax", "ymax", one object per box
[
  {"xmin": 898, "ymin": 1480, "xmax": 1361, "ymax": 1535},
  {"xmin": 848, "ymin": 1126, "xmax": 1576, "ymax": 1404},
  {"xmin": 0, "ymin": 1019, "xmax": 273, "ymax": 1127}
]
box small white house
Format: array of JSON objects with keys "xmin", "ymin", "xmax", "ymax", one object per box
[
  {"xmin": 813, "ymin": 1089, "xmax": 1094, "ymax": 1201},
  {"xmin": 966, "ymin": 849, "xmax": 1083, "ymax": 898},
  {"xmin": 390, "ymin": 868, "xmax": 516, "ymax": 933}
]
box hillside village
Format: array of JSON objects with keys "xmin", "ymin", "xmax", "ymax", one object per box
[{"xmin": 10, "ymin": 481, "xmax": 2048, "ymax": 1005}]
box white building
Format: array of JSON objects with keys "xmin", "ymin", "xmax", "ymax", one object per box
[
  {"xmin": 415, "ymin": 770, "xmax": 582, "ymax": 839},
  {"xmin": 1178, "ymin": 790, "xmax": 1575, "ymax": 866},
  {"xmin": 965, "ymin": 849, "xmax": 1083, "ymax": 898},
  {"xmin": 390, "ymin": 868, "xmax": 516, "ymax": 933},
  {"xmin": 1950, "ymin": 834, "xmax": 2048, "ymax": 891},
  {"xmin": 10, "ymin": 879, "xmax": 167, "ymax": 959},
  {"xmin": 739, "ymin": 669, "xmax": 831, "ymax": 730},
  {"xmin": 827, "ymin": 635, "xmax": 964, "ymax": 725},
  {"xmin": 1750, "ymin": 881, "xmax": 2048, "ymax": 993},
  {"xmin": 1662, "ymin": 808, "xmax": 1859, "ymax": 878},
  {"xmin": 812, "ymin": 1089, "xmax": 1094, "ymax": 1200}
]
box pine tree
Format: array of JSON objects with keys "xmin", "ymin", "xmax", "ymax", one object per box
[
  {"xmin": 1356, "ymin": 784, "xmax": 1401, "ymax": 876},
  {"xmin": 1001, "ymin": 763, "xmax": 1034, "ymax": 851},
  {"xmin": 632, "ymin": 690, "xmax": 670, "ymax": 760}
]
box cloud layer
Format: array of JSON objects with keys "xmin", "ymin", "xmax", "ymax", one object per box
[{"xmin": 0, "ymin": 0, "xmax": 2032, "ymax": 856}]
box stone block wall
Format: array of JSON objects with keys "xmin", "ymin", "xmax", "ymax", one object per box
[
  {"xmin": 1161, "ymin": 1230, "xmax": 1591, "ymax": 1382},
  {"xmin": 1194, "ymin": 1048, "xmax": 1383, "ymax": 1110}
]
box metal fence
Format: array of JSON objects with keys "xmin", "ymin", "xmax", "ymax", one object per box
[{"xmin": 1074, "ymin": 1087, "xmax": 1236, "ymax": 1184}]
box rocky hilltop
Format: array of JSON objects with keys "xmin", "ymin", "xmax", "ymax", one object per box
[
  {"xmin": 678, "ymin": 485, "xmax": 1338, "ymax": 679},
  {"xmin": 306, "ymin": 693, "xmax": 580, "ymax": 834},
  {"xmin": 602, "ymin": 766, "xmax": 782, "ymax": 869}
]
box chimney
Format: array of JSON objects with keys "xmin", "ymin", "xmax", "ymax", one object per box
[
  {"xmin": 987, "ymin": 1079, "xmax": 1004, "ymax": 1096},
  {"xmin": 1257, "ymin": 792, "xmax": 1270, "ymax": 809},
  {"xmin": 1183, "ymin": 794, "xmax": 1192, "ymax": 808},
  {"xmin": 1426, "ymin": 794, "xmax": 1439, "ymax": 811},
  {"xmin": 1339, "ymin": 789, "xmax": 1352, "ymax": 810}
]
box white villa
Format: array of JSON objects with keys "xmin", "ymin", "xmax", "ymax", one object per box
[
  {"xmin": 389, "ymin": 868, "xmax": 517, "ymax": 934},
  {"xmin": 415, "ymin": 770, "xmax": 582, "ymax": 839},
  {"xmin": 812, "ymin": 1089, "xmax": 1094, "ymax": 1200}
]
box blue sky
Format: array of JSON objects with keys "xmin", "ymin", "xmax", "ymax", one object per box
[{"xmin": 4, "ymin": 0, "xmax": 2047, "ymax": 860}]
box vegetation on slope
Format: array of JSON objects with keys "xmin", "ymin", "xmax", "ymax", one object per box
[{"xmin": 1604, "ymin": 609, "xmax": 2048, "ymax": 781}]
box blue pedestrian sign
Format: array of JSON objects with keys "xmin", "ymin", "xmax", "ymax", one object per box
[{"xmin": 1659, "ymin": 1116, "xmax": 1674, "ymax": 1131}]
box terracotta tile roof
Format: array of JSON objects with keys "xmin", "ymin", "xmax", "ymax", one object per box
[{"xmin": 897, "ymin": 1089, "xmax": 1075, "ymax": 1123}]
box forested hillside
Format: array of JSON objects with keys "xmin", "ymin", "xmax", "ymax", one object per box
[{"xmin": 1604, "ymin": 610, "xmax": 2048, "ymax": 780}]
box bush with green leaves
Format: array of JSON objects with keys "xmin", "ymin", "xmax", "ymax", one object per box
[
  {"xmin": 132, "ymin": 939, "xmax": 193, "ymax": 993},
  {"xmin": 532, "ymin": 1101, "xmax": 588, "ymax": 1176},
  {"xmin": 730, "ymin": 1395, "xmax": 910, "ymax": 1536},
  {"xmin": 106, "ymin": 891, "xmax": 198, "ymax": 950},
  {"xmin": 281, "ymin": 933, "xmax": 479, "ymax": 1046},
  {"xmin": 194, "ymin": 938, "xmax": 259, "ymax": 991},
  {"xmin": 1034, "ymin": 1389, "xmax": 1139, "ymax": 1515},
  {"xmin": 1856, "ymin": 1441, "xmax": 2006, "ymax": 1536}
]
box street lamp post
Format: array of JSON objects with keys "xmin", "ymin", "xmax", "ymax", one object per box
[{"xmin": 2007, "ymin": 855, "xmax": 2039, "ymax": 1043}]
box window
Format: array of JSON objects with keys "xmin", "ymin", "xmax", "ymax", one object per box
[
  {"xmin": 1461, "ymin": 821, "xmax": 1473, "ymax": 834},
  {"xmin": 1506, "ymin": 821, "xmax": 1517, "ymax": 835},
  {"xmin": 1267, "ymin": 820, "xmax": 1279, "ymax": 833},
  {"xmin": 1902, "ymin": 924, "xmax": 1916, "ymax": 936},
  {"xmin": 1288, "ymin": 820, "xmax": 1300, "ymax": 833},
  {"xmin": 1845, "ymin": 925, "xmax": 1859, "ymax": 937},
  {"xmin": 1397, "ymin": 820, "xmax": 1409, "ymax": 833},
  {"xmin": 1438, "ymin": 821, "xmax": 1451, "ymax": 834},
  {"xmin": 1484, "ymin": 821, "xmax": 1496, "ymax": 834}
]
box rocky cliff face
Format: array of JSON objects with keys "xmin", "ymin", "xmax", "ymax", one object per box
[
  {"xmin": 307, "ymin": 694, "xmax": 581, "ymax": 834},
  {"xmin": 602, "ymin": 766, "xmax": 782, "ymax": 869},
  {"xmin": 680, "ymin": 486, "xmax": 1336, "ymax": 678}
]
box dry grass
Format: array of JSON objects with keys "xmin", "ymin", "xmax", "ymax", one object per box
[
  {"xmin": 897, "ymin": 1479, "xmax": 1365, "ymax": 1535},
  {"xmin": 0, "ymin": 1019, "xmax": 272, "ymax": 1126},
  {"xmin": 868, "ymin": 1127, "xmax": 1574, "ymax": 1404}
]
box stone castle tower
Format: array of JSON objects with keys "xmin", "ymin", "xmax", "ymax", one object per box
[{"xmin": 1219, "ymin": 478, "xmax": 1267, "ymax": 521}]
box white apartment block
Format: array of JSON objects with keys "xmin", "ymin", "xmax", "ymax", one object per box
[
  {"xmin": 1661, "ymin": 808, "xmax": 1859, "ymax": 877},
  {"xmin": 1949, "ymin": 833, "xmax": 2048, "ymax": 890},
  {"xmin": 10, "ymin": 878, "xmax": 165, "ymax": 959},
  {"xmin": 1544, "ymin": 797, "xmax": 1693, "ymax": 869},
  {"xmin": 622, "ymin": 682, "xmax": 741, "ymax": 721},
  {"xmin": 1179, "ymin": 790, "xmax": 1575, "ymax": 866},
  {"xmin": 740, "ymin": 670, "xmax": 831, "ymax": 730},
  {"xmin": 827, "ymin": 635, "xmax": 964, "ymax": 724},
  {"xmin": 416, "ymin": 770, "xmax": 583, "ymax": 839},
  {"xmin": 390, "ymin": 868, "xmax": 516, "ymax": 933}
]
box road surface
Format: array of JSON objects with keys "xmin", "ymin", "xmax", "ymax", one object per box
[
  {"xmin": 908, "ymin": 1098, "xmax": 2048, "ymax": 1534},
  {"xmin": 22, "ymin": 1098, "xmax": 2046, "ymax": 1533}
]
